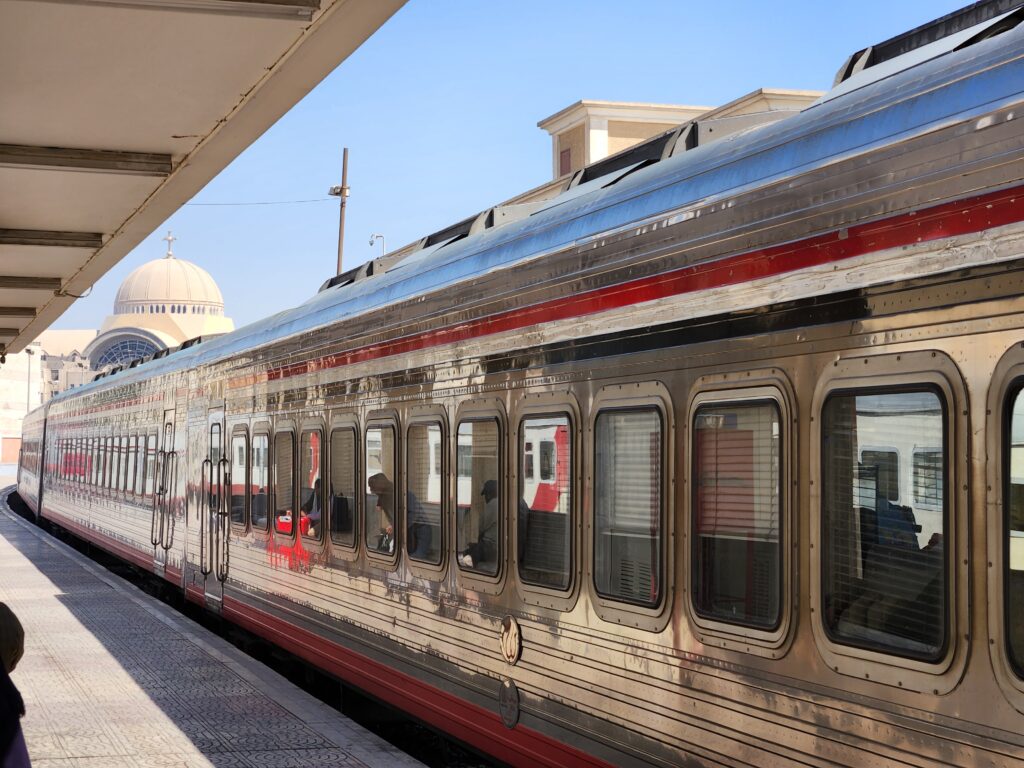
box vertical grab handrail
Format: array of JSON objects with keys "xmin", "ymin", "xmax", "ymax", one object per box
[
  {"xmin": 150, "ymin": 449, "xmax": 164, "ymax": 547},
  {"xmin": 215, "ymin": 457, "xmax": 230, "ymax": 582},
  {"xmin": 160, "ymin": 451, "xmax": 177, "ymax": 551},
  {"xmin": 199, "ymin": 457, "xmax": 212, "ymax": 576}
]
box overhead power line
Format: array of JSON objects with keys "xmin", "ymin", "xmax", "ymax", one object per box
[{"xmin": 186, "ymin": 198, "xmax": 334, "ymax": 207}]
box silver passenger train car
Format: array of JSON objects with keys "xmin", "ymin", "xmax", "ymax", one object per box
[{"xmin": 19, "ymin": 2, "xmax": 1024, "ymax": 764}]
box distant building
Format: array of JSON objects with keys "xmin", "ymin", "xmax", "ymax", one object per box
[
  {"xmin": 537, "ymin": 89, "xmax": 823, "ymax": 181},
  {"xmin": 0, "ymin": 234, "xmax": 233, "ymax": 464}
]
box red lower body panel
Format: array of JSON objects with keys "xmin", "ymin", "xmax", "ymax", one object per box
[{"xmin": 222, "ymin": 597, "xmax": 614, "ymax": 768}]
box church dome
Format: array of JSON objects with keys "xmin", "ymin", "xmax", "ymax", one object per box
[{"xmin": 113, "ymin": 251, "xmax": 225, "ymax": 317}]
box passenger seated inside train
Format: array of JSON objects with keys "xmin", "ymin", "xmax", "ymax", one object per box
[
  {"xmin": 833, "ymin": 478, "xmax": 944, "ymax": 654},
  {"xmin": 368, "ymin": 472, "xmax": 395, "ymax": 554},
  {"xmin": 299, "ymin": 478, "xmax": 321, "ymax": 537},
  {"xmin": 458, "ymin": 479, "xmax": 498, "ymax": 569}
]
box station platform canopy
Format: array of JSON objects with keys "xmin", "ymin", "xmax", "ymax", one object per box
[{"xmin": 0, "ymin": 0, "xmax": 404, "ymax": 354}]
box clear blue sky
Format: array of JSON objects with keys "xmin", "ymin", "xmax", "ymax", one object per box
[{"xmin": 54, "ymin": 0, "xmax": 968, "ymax": 332}]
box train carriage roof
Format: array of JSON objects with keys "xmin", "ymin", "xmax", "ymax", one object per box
[{"xmin": 48, "ymin": 8, "xmax": 1024, "ymax": 406}]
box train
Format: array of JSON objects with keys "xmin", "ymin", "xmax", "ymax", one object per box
[{"xmin": 17, "ymin": 2, "xmax": 1024, "ymax": 764}]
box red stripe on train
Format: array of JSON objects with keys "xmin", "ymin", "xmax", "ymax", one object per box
[
  {"xmin": 221, "ymin": 596, "xmax": 615, "ymax": 768},
  {"xmin": 265, "ymin": 184, "xmax": 1024, "ymax": 383}
]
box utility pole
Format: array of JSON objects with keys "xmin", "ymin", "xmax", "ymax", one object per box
[{"xmin": 328, "ymin": 147, "xmax": 350, "ymax": 275}]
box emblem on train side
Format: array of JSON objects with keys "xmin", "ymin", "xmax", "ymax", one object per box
[
  {"xmin": 498, "ymin": 678, "xmax": 520, "ymax": 729},
  {"xmin": 500, "ymin": 615, "xmax": 521, "ymax": 665}
]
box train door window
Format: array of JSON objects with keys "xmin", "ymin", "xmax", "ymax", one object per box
[
  {"xmin": 144, "ymin": 434, "xmax": 157, "ymax": 498},
  {"xmin": 519, "ymin": 415, "xmax": 572, "ymax": 590},
  {"xmin": 230, "ymin": 432, "xmax": 247, "ymax": 527},
  {"xmin": 456, "ymin": 419, "xmax": 501, "ymax": 576},
  {"xmin": 365, "ymin": 425, "xmax": 396, "ymax": 555},
  {"xmin": 299, "ymin": 430, "xmax": 323, "ymax": 542},
  {"xmin": 126, "ymin": 436, "xmax": 137, "ymax": 496},
  {"xmin": 407, "ymin": 422, "xmax": 443, "ymax": 564},
  {"xmin": 692, "ymin": 401, "xmax": 781, "ymax": 629},
  {"xmin": 252, "ymin": 433, "xmax": 270, "ymax": 531},
  {"xmin": 594, "ymin": 408, "xmax": 662, "ymax": 606},
  {"xmin": 273, "ymin": 431, "xmax": 295, "ymax": 537},
  {"xmin": 821, "ymin": 388, "xmax": 947, "ymax": 661},
  {"xmin": 1005, "ymin": 383, "xmax": 1024, "ymax": 675},
  {"xmin": 329, "ymin": 428, "xmax": 357, "ymax": 548}
]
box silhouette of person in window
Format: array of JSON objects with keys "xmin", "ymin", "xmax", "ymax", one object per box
[{"xmin": 458, "ymin": 480, "xmax": 498, "ymax": 569}]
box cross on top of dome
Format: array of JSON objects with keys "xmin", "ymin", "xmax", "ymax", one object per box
[{"xmin": 162, "ymin": 230, "xmax": 176, "ymax": 259}]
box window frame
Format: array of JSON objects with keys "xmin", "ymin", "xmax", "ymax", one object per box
[
  {"xmin": 587, "ymin": 383, "xmax": 673, "ymax": 632},
  {"xmin": 250, "ymin": 425, "xmax": 272, "ymax": 535},
  {"xmin": 364, "ymin": 415, "xmax": 400, "ymax": 567},
  {"xmin": 327, "ymin": 416, "xmax": 360, "ymax": 559},
  {"xmin": 271, "ymin": 426, "xmax": 297, "ymax": 543},
  {"xmin": 512, "ymin": 391, "xmax": 581, "ymax": 612},
  {"xmin": 404, "ymin": 410, "xmax": 448, "ymax": 574},
  {"xmin": 809, "ymin": 351, "xmax": 967, "ymax": 694},
  {"xmin": 298, "ymin": 421, "xmax": 327, "ymax": 548},
  {"xmin": 229, "ymin": 425, "xmax": 249, "ymax": 532},
  {"xmin": 453, "ymin": 399, "xmax": 507, "ymax": 594},
  {"xmin": 985, "ymin": 342, "xmax": 1024, "ymax": 709},
  {"xmin": 685, "ymin": 377, "xmax": 794, "ymax": 656}
]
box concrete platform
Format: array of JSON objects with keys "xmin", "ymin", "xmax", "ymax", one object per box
[{"xmin": 0, "ymin": 489, "xmax": 424, "ymax": 768}]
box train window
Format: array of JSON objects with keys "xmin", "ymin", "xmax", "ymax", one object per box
[
  {"xmin": 273, "ymin": 432, "xmax": 295, "ymax": 537},
  {"xmin": 104, "ymin": 437, "xmax": 112, "ymax": 489},
  {"xmin": 127, "ymin": 436, "xmax": 137, "ymax": 495},
  {"xmin": 821, "ymin": 388, "xmax": 947, "ymax": 661},
  {"xmin": 365, "ymin": 425, "xmax": 397, "ymax": 555},
  {"xmin": 519, "ymin": 415, "xmax": 572, "ymax": 590},
  {"xmin": 230, "ymin": 433, "xmax": 247, "ymax": 526},
  {"xmin": 692, "ymin": 401, "xmax": 781, "ymax": 629},
  {"xmin": 144, "ymin": 434, "xmax": 157, "ymax": 498},
  {"xmin": 251, "ymin": 433, "xmax": 270, "ymax": 530},
  {"xmin": 92, "ymin": 438, "xmax": 100, "ymax": 486},
  {"xmin": 299, "ymin": 430, "xmax": 323, "ymax": 541},
  {"xmin": 456, "ymin": 419, "xmax": 501, "ymax": 576},
  {"xmin": 594, "ymin": 408, "xmax": 663, "ymax": 607},
  {"xmin": 1005, "ymin": 383, "xmax": 1024, "ymax": 676},
  {"xmin": 407, "ymin": 422, "xmax": 443, "ymax": 564},
  {"xmin": 136, "ymin": 437, "xmax": 146, "ymax": 496},
  {"xmin": 329, "ymin": 428, "xmax": 357, "ymax": 547}
]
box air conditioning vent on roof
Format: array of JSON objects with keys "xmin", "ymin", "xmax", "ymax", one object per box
[{"xmin": 833, "ymin": 0, "xmax": 1024, "ymax": 86}]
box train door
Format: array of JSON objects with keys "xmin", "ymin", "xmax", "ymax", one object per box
[
  {"xmin": 199, "ymin": 407, "xmax": 229, "ymax": 610},
  {"xmin": 152, "ymin": 409, "xmax": 177, "ymax": 574}
]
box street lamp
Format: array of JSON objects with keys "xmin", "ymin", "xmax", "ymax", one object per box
[{"xmin": 369, "ymin": 233, "xmax": 385, "ymax": 257}]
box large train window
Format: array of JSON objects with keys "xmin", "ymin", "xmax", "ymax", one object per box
[
  {"xmin": 365, "ymin": 425, "xmax": 397, "ymax": 555},
  {"xmin": 456, "ymin": 419, "xmax": 502, "ymax": 576},
  {"xmin": 251, "ymin": 433, "xmax": 270, "ymax": 531},
  {"xmin": 299, "ymin": 430, "xmax": 323, "ymax": 542},
  {"xmin": 519, "ymin": 414, "xmax": 572, "ymax": 590},
  {"xmin": 329, "ymin": 428, "xmax": 357, "ymax": 548},
  {"xmin": 1005, "ymin": 382, "xmax": 1024, "ymax": 676},
  {"xmin": 230, "ymin": 432, "xmax": 247, "ymax": 527},
  {"xmin": 407, "ymin": 422, "xmax": 443, "ymax": 565},
  {"xmin": 821, "ymin": 387, "xmax": 947, "ymax": 661},
  {"xmin": 594, "ymin": 408, "xmax": 663, "ymax": 607},
  {"xmin": 273, "ymin": 432, "xmax": 295, "ymax": 536},
  {"xmin": 692, "ymin": 400, "xmax": 781, "ymax": 630}
]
